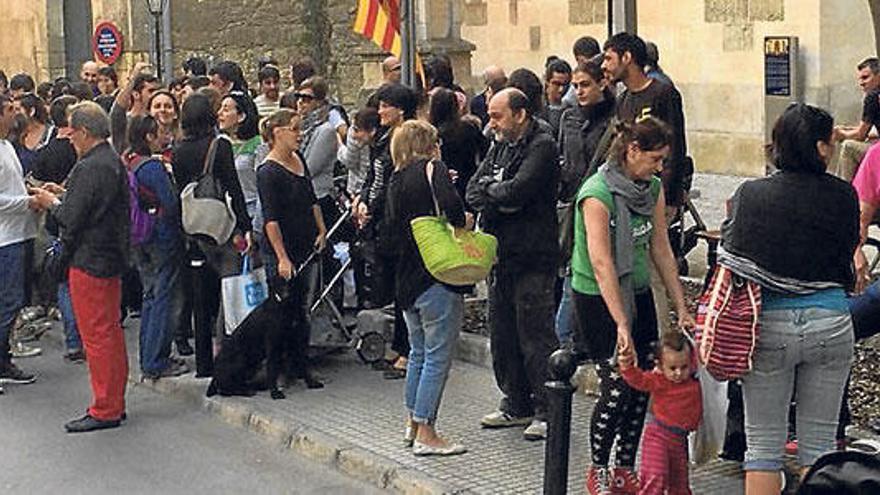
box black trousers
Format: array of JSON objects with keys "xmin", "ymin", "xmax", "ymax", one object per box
[{"xmin": 489, "ymin": 264, "xmax": 558, "ymax": 420}]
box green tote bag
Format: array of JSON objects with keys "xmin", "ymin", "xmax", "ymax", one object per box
[{"xmin": 410, "ymin": 161, "xmax": 497, "ymax": 286}]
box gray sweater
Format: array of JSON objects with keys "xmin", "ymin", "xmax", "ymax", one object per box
[
  {"xmin": 336, "ymin": 126, "xmax": 371, "ymax": 196},
  {"xmin": 302, "ymin": 121, "xmax": 338, "ymax": 199}
]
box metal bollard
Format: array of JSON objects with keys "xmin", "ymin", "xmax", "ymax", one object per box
[{"xmin": 543, "ymin": 348, "xmax": 577, "ymax": 495}]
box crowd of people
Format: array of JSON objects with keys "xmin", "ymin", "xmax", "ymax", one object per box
[{"xmin": 0, "ymin": 29, "xmax": 877, "ymax": 495}]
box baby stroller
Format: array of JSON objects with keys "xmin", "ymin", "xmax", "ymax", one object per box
[{"xmin": 303, "ymin": 177, "xmax": 387, "ymax": 364}]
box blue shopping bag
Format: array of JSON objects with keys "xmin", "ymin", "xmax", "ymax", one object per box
[{"xmin": 221, "ymin": 255, "xmax": 269, "ymax": 335}]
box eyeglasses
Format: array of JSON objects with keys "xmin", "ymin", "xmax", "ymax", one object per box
[{"xmin": 293, "ymin": 93, "xmax": 315, "ymax": 101}]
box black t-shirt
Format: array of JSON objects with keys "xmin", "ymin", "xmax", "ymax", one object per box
[
  {"xmin": 617, "ymin": 79, "xmax": 688, "ymax": 206},
  {"xmin": 862, "ymin": 88, "xmax": 880, "ymax": 132},
  {"xmin": 31, "ymin": 135, "xmax": 78, "ymax": 184},
  {"xmin": 256, "ymin": 158, "xmax": 318, "ymax": 265}
]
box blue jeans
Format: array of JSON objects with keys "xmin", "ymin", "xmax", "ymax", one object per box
[
  {"xmin": 58, "ymin": 281, "xmax": 81, "ymax": 351},
  {"xmin": 0, "ymin": 240, "xmax": 28, "ymax": 362},
  {"xmin": 742, "ymin": 307, "xmax": 853, "ymax": 471},
  {"xmin": 403, "ymin": 283, "xmax": 463, "ymax": 424},
  {"xmin": 134, "ymin": 242, "xmax": 184, "ymax": 374},
  {"xmin": 555, "ymin": 275, "xmax": 575, "ymax": 345}
]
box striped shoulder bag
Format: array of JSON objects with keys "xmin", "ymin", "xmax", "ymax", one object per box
[{"xmin": 695, "ymin": 264, "xmax": 762, "ymax": 381}]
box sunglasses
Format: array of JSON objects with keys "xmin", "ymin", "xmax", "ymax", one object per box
[{"xmin": 293, "ymin": 93, "xmax": 315, "ymax": 101}]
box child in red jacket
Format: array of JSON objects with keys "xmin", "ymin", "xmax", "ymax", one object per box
[{"xmin": 618, "ymin": 331, "xmax": 702, "ymax": 495}]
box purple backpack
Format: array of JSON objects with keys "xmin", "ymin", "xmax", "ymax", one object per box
[{"xmin": 125, "ymin": 155, "xmax": 160, "ymax": 246}]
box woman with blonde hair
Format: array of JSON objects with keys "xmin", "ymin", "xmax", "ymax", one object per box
[{"xmin": 386, "ymin": 120, "xmax": 469, "ymax": 456}]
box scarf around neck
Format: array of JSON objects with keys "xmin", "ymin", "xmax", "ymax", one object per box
[
  {"xmin": 299, "ymin": 105, "xmax": 329, "ymax": 154},
  {"xmin": 599, "ymin": 160, "xmax": 656, "ymax": 331}
]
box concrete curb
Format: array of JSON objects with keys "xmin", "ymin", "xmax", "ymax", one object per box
[{"xmin": 138, "ymin": 375, "xmax": 461, "ymax": 494}]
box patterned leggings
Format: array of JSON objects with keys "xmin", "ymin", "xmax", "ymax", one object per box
[{"xmin": 589, "ymin": 357, "xmax": 650, "ymax": 467}]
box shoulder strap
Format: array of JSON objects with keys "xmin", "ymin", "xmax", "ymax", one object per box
[
  {"xmin": 201, "ymin": 137, "xmax": 219, "ymax": 176},
  {"xmin": 424, "ymin": 160, "xmax": 441, "ymax": 217}
]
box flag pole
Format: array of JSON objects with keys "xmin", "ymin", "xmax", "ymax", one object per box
[{"xmin": 400, "ymin": 0, "xmax": 417, "ymax": 89}]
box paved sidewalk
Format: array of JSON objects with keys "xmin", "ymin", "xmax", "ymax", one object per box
[
  {"xmin": 111, "ymin": 328, "xmax": 745, "ymax": 493},
  {"xmin": 35, "ymin": 173, "xmax": 762, "ymax": 493}
]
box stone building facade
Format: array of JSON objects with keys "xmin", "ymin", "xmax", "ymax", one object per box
[
  {"xmin": 461, "ymin": 0, "xmax": 876, "ymax": 175},
  {"xmin": 1, "ymin": 0, "xmax": 385, "ymax": 107},
  {"xmin": 2, "ymin": 1, "xmax": 878, "ymax": 175}
]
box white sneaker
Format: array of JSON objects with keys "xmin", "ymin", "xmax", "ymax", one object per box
[
  {"xmin": 480, "ymin": 410, "xmax": 533, "ymax": 428},
  {"xmin": 11, "ymin": 341, "xmax": 41, "ymax": 358},
  {"xmin": 523, "ymin": 420, "xmax": 547, "ymax": 441}
]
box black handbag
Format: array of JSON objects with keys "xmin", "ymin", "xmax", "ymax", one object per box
[{"xmin": 42, "ymin": 238, "xmax": 70, "ymax": 283}]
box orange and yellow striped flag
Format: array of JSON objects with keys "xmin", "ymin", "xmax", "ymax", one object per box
[{"xmin": 353, "ymin": 0, "xmax": 402, "ymax": 57}]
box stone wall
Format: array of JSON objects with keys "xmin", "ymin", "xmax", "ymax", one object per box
[
  {"xmin": 0, "ymin": 2, "xmax": 49, "ymax": 80},
  {"xmin": 462, "ymin": 0, "xmax": 876, "ymax": 176},
  {"xmin": 169, "ymin": 0, "xmax": 377, "ymax": 107}
]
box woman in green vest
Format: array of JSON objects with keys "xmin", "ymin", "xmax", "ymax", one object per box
[{"xmin": 572, "ymin": 117, "xmax": 695, "ymax": 495}]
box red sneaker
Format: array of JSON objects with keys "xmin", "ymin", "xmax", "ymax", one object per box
[
  {"xmin": 586, "ymin": 465, "xmax": 612, "ymax": 495},
  {"xmin": 610, "ymin": 467, "xmax": 640, "ymax": 494},
  {"xmin": 784, "ymin": 439, "xmax": 798, "ymax": 456}
]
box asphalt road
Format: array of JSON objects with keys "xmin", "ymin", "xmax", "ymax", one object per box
[{"xmin": 0, "ymin": 335, "xmax": 380, "ymax": 495}]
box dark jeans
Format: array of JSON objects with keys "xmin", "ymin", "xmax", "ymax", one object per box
[
  {"xmin": 0, "ymin": 240, "xmax": 29, "ymax": 364},
  {"xmin": 58, "ymin": 281, "xmax": 81, "ymax": 351},
  {"xmin": 121, "ymin": 265, "xmax": 142, "ymax": 314},
  {"xmin": 392, "ymin": 303, "xmax": 410, "ymax": 358},
  {"xmin": 134, "ymin": 242, "xmax": 184, "ymax": 374},
  {"xmin": 489, "ymin": 265, "xmax": 558, "ymax": 420}
]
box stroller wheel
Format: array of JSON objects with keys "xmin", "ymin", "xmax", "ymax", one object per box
[{"xmin": 356, "ymin": 331, "xmax": 386, "ymax": 364}]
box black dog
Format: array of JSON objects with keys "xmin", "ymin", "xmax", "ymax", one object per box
[{"xmin": 206, "ymin": 277, "xmax": 323, "ymax": 400}]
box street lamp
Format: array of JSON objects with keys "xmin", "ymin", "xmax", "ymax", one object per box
[{"xmin": 146, "ymin": 0, "xmax": 166, "ymax": 80}]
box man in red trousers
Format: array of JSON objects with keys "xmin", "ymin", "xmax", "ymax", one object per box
[{"xmin": 31, "ymin": 101, "xmax": 130, "ymax": 433}]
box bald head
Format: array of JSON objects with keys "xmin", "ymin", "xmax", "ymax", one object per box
[
  {"xmin": 483, "ymin": 65, "xmax": 507, "ymax": 93},
  {"xmin": 80, "ymin": 61, "xmax": 99, "ymax": 86},
  {"xmin": 382, "ymin": 56, "xmax": 402, "ymax": 83},
  {"xmin": 487, "ymin": 88, "xmax": 530, "ymax": 142}
]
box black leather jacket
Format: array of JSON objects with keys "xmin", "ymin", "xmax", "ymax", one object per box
[
  {"xmin": 466, "ymin": 120, "xmax": 559, "ymax": 271},
  {"xmin": 52, "ymin": 142, "xmax": 130, "ymax": 278}
]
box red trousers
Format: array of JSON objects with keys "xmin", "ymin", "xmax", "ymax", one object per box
[
  {"xmin": 639, "ymin": 421, "xmax": 692, "ymax": 495},
  {"xmin": 69, "ymin": 267, "xmax": 128, "ymax": 420}
]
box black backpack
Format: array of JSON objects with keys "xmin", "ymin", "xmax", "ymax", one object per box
[{"xmin": 797, "ymin": 451, "xmax": 880, "ymax": 494}]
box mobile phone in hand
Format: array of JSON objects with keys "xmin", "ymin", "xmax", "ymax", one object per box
[{"xmin": 24, "ymin": 173, "xmax": 44, "ymax": 188}]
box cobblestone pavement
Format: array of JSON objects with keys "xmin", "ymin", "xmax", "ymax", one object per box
[
  {"xmin": 183, "ymin": 351, "xmax": 746, "ymax": 494},
  {"xmin": 682, "ymin": 173, "xmax": 751, "ymax": 280}
]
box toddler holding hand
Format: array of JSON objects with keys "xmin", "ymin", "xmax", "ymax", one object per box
[{"xmin": 618, "ymin": 331, "xmax": 702, "ymax": 495}]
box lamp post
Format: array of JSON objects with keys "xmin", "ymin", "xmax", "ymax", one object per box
[
  {"xmin": 146, "ymin": 0, "xmax": 165, "ymax": 80},
  {"xmin": 400, "ymin": 0, "xmax": 417, "ymax": 89}
]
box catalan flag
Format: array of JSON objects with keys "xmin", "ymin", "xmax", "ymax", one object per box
[{"xmin": 353, "ymin": 0, "xmax": 402, "ymax": 57}]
